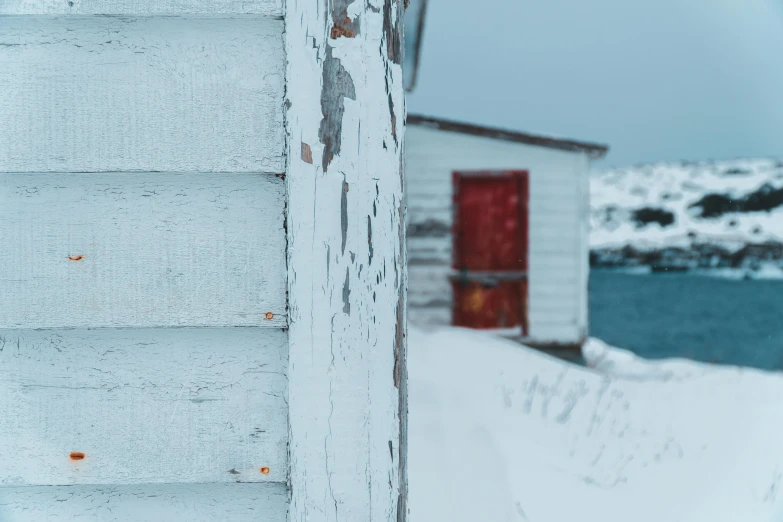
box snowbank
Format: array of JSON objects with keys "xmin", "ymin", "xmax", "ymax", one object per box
[
  {"xmin": 590, "ymin": 157, "xmax": 783, "ymax": 250},
  {"xmin": 409, "ymin": 326, "xmax": 783, "ymax": 521}
]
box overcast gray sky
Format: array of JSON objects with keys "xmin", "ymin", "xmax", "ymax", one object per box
[{"xmin": 406, "ymin": 0, "xmax": 783, "ymax": 166}]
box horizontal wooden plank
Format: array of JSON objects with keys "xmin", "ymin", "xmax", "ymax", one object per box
[
  {"xmin": 409, "ymin": 296, "xmax": 450, "ymax": 308},
  {"xmin": 409, "ymin": 211, "xmax": 580, "ymax": 230},
  {"xmin": 529, "ymin": 228, "xmax": 580, "ymax": 242},
  {"xmin": 408, "ymin": 238, "xmax": 450, "ymax": 254},
  {"xmin": 408, "ymin": 305, "xmax": 450, "ymax": 326},
  {"xmin": 407, "ymin": 167, "xmax": 579, "ymax": 185},
  {"xmin": 408, "ymin": 252, "xmax": 578, "ymax": 267},
  {"xmin": 0, "ymin": 173, "xmax": 286, "ymax": 328},
  {"xmin": 528, "ymin": 301, "xmax": 579, "ymax": 316},
  {"xmin": 408, "ymin": 256, "xmax": 451, "ymax": 266},
  {"xmin": 0, "ymin": 483, "xmax": 288, "ymax": 521},
  {"xmin": 408, "ymin": 264, "xmax": 450, "ymax": 277},
  {"xmin": 406, "ymin": 190, "xmax": 578, "ymax": 206},
  {"xmin": 529, "ymin": 257, "xmax": 582, "ymax": 272},
  {"xmin": 531, "ymin": 243, "xmax": 581, "ymax": 256},
  {"xmin": 407, "ymin": 209, "xmax": 452, "ymax": 224},
  {"xmin": 0, "ymin": 16, "xmax": 284, "ymax": 172},
  {"xmin": 0, "ymin": 328, "xmax": 288, "ymax": 485},
  {"xmin": 0, "ymin": 0, "xmax": 282, "ymax": 15}
]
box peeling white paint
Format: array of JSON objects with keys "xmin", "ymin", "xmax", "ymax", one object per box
[{"xmin": 285, "ymin": 0, "xmax": 407, "ymax": 520}]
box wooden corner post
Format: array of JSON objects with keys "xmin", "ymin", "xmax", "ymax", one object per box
[{"xmin": 284, "ymin": 0, "xmax": 407, "ymax": 520}]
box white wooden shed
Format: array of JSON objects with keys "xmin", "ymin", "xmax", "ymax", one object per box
[
  {"xmin": 405, "ymin": 114, "xmax": 608, "ymax": 350},
  {"xmin": 0, "ymin": 1, "xmax": 406, "ymax": 521}
]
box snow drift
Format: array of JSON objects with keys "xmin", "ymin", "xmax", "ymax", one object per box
[
  {"xmin": 590, "ymin": 158, "xmax": 783, "ymax": 273},
  {"xmin": 409, "ymin": 326, "xmax": 783, "ymax": 521},
  {"xmin": 591, "ymin": 157, "xmax": 783, "ymax": 249}
]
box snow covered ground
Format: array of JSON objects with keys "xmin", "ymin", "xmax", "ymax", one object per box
[
  {"xmin": 591, "ymin": 157, "xmax": 783, "ymax": 250},
  {"xmin": 409, "ymin": 325, "xmax": 783, "ymax": 521}
]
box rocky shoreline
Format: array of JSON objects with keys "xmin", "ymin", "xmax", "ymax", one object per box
[{"xmin": 591, "ymin": 240, "xmax": 783, "ymax": 274}]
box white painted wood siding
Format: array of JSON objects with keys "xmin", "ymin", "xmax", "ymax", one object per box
[
  {"xmin": 0, "ymin": 0, "xmax": 282, "ymax": 15},
  {"xmin": 405, "ymin": 125, "xmax": 589, "ymax": 344},
  {"xmin": 0, "ymin": 7, "xmax": 294, "ymax": 520},
  {"xmin": 0, "ymin": 328, "xmax": 288, "ymax": 485},
  {"xmin": 0, "ymin": 483, "xmax": 288, "ymax": 521},
  {"xmin": 0, "ymin": 173, "xmax": 286, "ymax": 329},
  {"xmin": 0, "ymin": 16, "xmax": 285, "ymax": 173}
]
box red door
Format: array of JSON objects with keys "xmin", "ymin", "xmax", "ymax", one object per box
[{"xmin": 451, "ymin": 170, "xmax": 529, "ymax": 333}]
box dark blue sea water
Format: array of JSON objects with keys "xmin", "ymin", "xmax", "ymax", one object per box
[{"xmin": 589, "ymin": 270, "xmax": 783, "ymax": 371}]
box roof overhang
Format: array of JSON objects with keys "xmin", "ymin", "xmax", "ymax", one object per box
[
  {"xmin": 403, "ymin": 0, "xmax": 428, "ymax": 92},
  {"xmin": 407, "ymin": 114, "xmax": 609, "ymax": 159}
]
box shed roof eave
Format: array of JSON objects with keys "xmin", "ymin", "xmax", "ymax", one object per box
[{"xmin": 407, "ymin": 114, "xmax": 609, "ymax": 160}]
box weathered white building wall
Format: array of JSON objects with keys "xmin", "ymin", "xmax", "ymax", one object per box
[
  {"xmin": 0, "ymin": 9, "xmax": 292, "ymax": 519},
  {"xmin": 405, "ymin": 124, "xmax": 590, "ymax": 344},
  {"xmin": 0, "ymin": 0, "xmax": 406, "ymax": 519}
]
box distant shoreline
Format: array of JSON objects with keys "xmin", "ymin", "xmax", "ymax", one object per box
[{"xmin": 590, "ymin": 259, "xmax": 783, "ymax": 280}]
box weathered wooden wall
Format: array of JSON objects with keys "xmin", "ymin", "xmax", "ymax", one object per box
[
  {"xmin": 405, "ymin": 124, "xmax": 589, "ymax": 344},
  {"xmin": 0, "ymin": 5, "xmax": 291, "ymax": 520},
  {"xmin": 0, "ymin": 0, "xmax": 406, "ymax": 518}
]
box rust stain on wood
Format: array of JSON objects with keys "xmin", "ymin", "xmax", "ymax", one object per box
[
  {"xmin": 330, "ymin": 17, "xmax": 358, "ymax": 38},
  {"xmin": 67, "ymin": 255, "xmax": 84, "ymax": 261},
  {"xmin": 329, "ymin": 1, "xmax": 361, "ymax": 39},
  {"xmin": 301, "ymin": 142, "xmax": 313, "ymax": 164},
  {"xmin": 265, "ymin": 312, "xmax": 274, "ymax": 320},
  {"xmin": 260, "ymin": 466, "xmax": 270, "ymax": 475},
  {"xmin": 69, "ymin": 451, "xmax": 86, "ymax": 461}
]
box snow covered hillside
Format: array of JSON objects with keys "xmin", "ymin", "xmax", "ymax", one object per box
[
  {"xmin": 409, "ymin": 326, "xmax": 783, "ymax": 522},
  {"xmin": 591, "ymin": 157, "xmax": 783, "ymax": 271}
]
